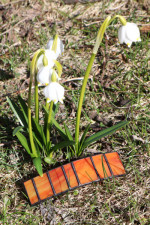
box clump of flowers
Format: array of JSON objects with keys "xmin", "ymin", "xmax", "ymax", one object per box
[{"xmin": 8, "ymin": 15, "xmax": 141, "ymax": 176}]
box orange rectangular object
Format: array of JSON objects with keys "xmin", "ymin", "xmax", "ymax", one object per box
[
  {"xmin": 48, "ymin": 167, "xmax": 68, "ymax": 194},
  {"xmin": 23, "ymin": 152, "xmax": 126, "ymax": 206},
  {"xmin": 73, "ymin": 157, "xmax": 98, "ymax": 184},
  {"xmin": 63, "ymin": 164, "xmax": 78, "ymax": 188},
  {"xmin": 92, "ymin": 154, "xmax": 111, "ymax": 178}
]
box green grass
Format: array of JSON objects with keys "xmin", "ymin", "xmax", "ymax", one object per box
[{"xmin": 0, "ymin": 0, "xmax": 150, "ymax": 224}]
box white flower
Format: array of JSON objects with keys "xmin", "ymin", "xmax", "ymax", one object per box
[
  {"xmin": 37, "ymin": 67, "xmax": 59, "ymax": 85},
  {"xmin": 118, "ymin": 22, "xmax": 141, "ymax": 47},
  {"xmin": 46, "ymin": 37, "xmax": 64, "ymax": 58},
  {"xmin": 37, "ymin": 50, "xmax": 57, "ymax": 70},
  {"xmin": 43, "ymin": 82, "xmax": 64, "ymax": 104}
]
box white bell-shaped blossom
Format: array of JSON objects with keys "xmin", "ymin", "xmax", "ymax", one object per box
[
  {"xmin": 43, "ymin": 82, "xmax": 64, "ymax": 104},
  {"xmin": 46, "ymin": 37, "xmax": 64, "ymax": 58},
  {"xmin": 37, "ymin": 67, "xmax": 59, "ymax": 85},
  {"xmin": 118, "ymin": 22, "xmax": 141, "ymax": 47},
  {"xmin": 37, "ymin": 50, "xmax": 57, "ymax": 71}
]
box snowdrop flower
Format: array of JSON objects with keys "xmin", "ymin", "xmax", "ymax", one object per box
[
  {"xmin": 43, "ymin": 82, "xmax": 64, "ymax": 104},
  {"xmin": 43, "ymin": 71, "xmax": 64, "ymax": 104},
  {"xmin": 37, "ymin": 50, "xmax": 57, "ymax": 70},
  {"xmin": 37, "ymin": 67, "xmax": 59, "ymax": 85},
  {"xmin": 46, "ymin": 36, "xmax": 64, "ymax": 58},
  {"xmin": 118, "ymin": 22, "xmax": 141, "ymax": 47}
]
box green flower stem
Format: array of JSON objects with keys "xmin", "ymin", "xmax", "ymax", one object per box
[
  {"xmin": 34, "ymin": 50, "xmax": 45, "ymax": 122},
  {"xmin": 28, "ymin": 69, "xmax": 38, "ymax": 157},
  {"xmin": 93, "ymin": 16, "xmax": 111, "ymax": 54},
  {"xmin": 45, "ymin": 99, "xmax": 49, "ymax": 110},
  {"xmin": 75, "ymin": 17, "xmax": 111, "ymax": 154},
  {"xmin": 44, "ymin": 99, "xmax": 50, "ymax": 133},
  {"xmin": 46, "ymin": 101, "xmax": 53, "ymax": 144},
  {"xmin": 75, "ymin": 15, "xmax": 127, "ymax": 155},
  {"xmin": 28, "ymin": 49, "xmax": 44, "ymax": 157},
  {"xmin": 109, "ymin": 15, "xmax": 127, "ymax": 26},
  {"xmin": 35, "ymin": 77, "xmax": 39, "ymax": 122},
  {"xmin": 75, "ymin": 53, "xmax": 96, "ymax": 154}
]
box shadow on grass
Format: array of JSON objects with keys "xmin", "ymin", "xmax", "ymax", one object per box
[
  {"xmin": 0, "ymin": 69, "xmax": 14, "ymax": 81},
  {"xmin": 0, "ymin": 115, "xmax": 16, "ymax": 145}
]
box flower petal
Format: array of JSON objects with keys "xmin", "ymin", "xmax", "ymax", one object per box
[
  {"xmin": 125, "ymin": 22, "xmax": 140, "ymax": 42},
  {"xmin": 37, "ymin": 50, "xmax": 57, "ymax": 70},
  {"xmin": 118, "ymin": 26, "xmax": 125, "ymax": 44},
  {"xmin": 43, "ymin": 82, "xmax": 64, "ymax": 104},
  {"xmin": 46, "ymin": 37, "xmax": 64, "ymax": 58},
  {"xmin": 37, "ymin": 66, "xmax": 52, "ymax": 85},
  {"xmin": 118, "ymin": 22, "xmax": 141, "ymax": 47}
]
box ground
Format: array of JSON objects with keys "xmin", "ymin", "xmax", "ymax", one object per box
[{"xmin": 0, "ymin": 0, "xmax": 150, "ymax": 224}]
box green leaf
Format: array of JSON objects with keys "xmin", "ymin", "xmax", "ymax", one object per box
[
  {"xmin": 32, "ymin": 118, "xmax": 46, "ymax": 146},
  {"xmin": 43, "ymin": 105, "xmax": 67, "ymax": 139},
  {"xmin": 13, "ymin": 126, "xmax": 23, "ymax": 136},
  {"xmin": 7, "ymin": 97, "xmax": 27, "ymax": 127},
  {"xmin": 79, "ymin": 123, "xmax": 90, "ymax": 154},
  {"xmin": 15, "ymin": 130, "xmax": 32, "ymax": 156},
  {"xmin": 33, "ymin": 132, "xmax": 44, "ymax": 151},
  {"xmin": 18, "ymin": 96, "xmax": 47, "ymax": 148},
  {"xmin": 18, "ymin": 95, "xmax": 28, "ymax": 123},
  {"xmin": 53, "ymin": 59, "xmax": 62, "ymax": 77},
  {"xmin": 51, "ymin": 140, "xmax": 75, "ymax": 152},
  {"xmin": 64, "ymin": 123, "xmax": 74, "ymax": 140},
  {"xmin": 33, "ymin": 157, "xmax": 43, "ymax": 177},
  {"xmin": 82, "ymin": 121, "xmax": 129, "ymax": 149}
]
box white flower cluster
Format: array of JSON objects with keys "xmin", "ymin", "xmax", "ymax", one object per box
[{"xmin": 37, "ymin": 37, "xmax": 65, "ymax": 104}]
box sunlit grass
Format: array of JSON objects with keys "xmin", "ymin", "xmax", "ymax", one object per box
[{"xmin": 0, "ymin": 0, "xmax": 149, "ymax": 224}]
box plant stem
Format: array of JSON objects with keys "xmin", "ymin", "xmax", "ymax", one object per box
[
  {"xmin": 28, "ymin": 69, "xmax": 38, "ymax": 158},
  {"xmin": 35, "ymin": 77, "xmax": 39, "ymax": 122},
  {"xmin": 44, "ymin": 99, "xmax": 50, "ymax": 133},
  {"xmin": 28, "ymin": 49, "xmax": 44, "ymax": 157},
  {"xmin": 46, "ymin": 101, "xmax": 53, "ymax": 144},
  {"xmin": 75, "ymin": 53, "xmax": 96, "ymax": 155},
  {"xmin": 74, "ymin": 15, "xmax": 125, "ymax": 155}
]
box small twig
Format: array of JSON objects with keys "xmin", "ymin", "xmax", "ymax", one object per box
[{"xmin": 61, "ymin": 75, "xmax": 93, "ymax": 83}]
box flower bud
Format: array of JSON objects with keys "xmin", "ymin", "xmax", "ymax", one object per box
[
  {"xmin": 42, "ymin": 54, "xmax": 48, "ymax": 66},
  {"xmin": 51, "ymin": 71, "xmax": 57, "ymax": 82}
]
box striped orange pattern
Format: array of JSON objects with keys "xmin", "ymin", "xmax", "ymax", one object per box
[
  {"xmin": 73, "ymin": 157, "xmax": 98, "ymax": 184},
  {"xmin": 92, "ymin": 154, "xmax": 111, "ymax": 178},
  {"xmin": 63, "ymin": 163, "xmax": 78, "ymax": 188},
  {"xmin": 24, "ymin": 152, "xmax": 125, "ymax": 205}
]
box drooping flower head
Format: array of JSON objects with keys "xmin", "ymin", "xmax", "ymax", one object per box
[
  {"xmin": 37, "ymin": 67, "xmax": 59, "ymax": 85},
  {"xmin": 36, "ymin": 49, "xmax": 57, "ymax": 71},
  {"xmin": 46, "ymin": 36, "xmax": 64, "ymax": 58},
  {"xmin": 43, "ymin": 71, "xmax": 64, "ymax": 104},
  {"xmin": 118, "ymin": 22, "xmax": 141, "ymax": 47}
]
